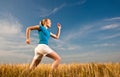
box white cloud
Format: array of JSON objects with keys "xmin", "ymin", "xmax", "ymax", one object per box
[
  {"xmin": 93, "ymin": 43, "xmax": 117, "ymax": 47},
  {"xmin": 104, "ymin": 17, "xmax": 120, "ymax": 21},
  {"xmin": 0, "ymin": 20, "xmax": 21, "ymax": 35},
  {"xmin": 0, "ymin": 13, "xmax": 35, "ymax": 63},
  {"xmin": 51, "ymin": 4, "xmax": 65, "ymax": 14},
  {"xmin": 39, "ymin": 4, "xmax": 65, "ymax": 17},
  {"xmin": 100, "ymin": 33, "xmax": 120, "ymax": 40},
  {"xmin": 50, "ymin": 39, "xmax": 81, "ymax": 52},
  {"xmin": 61, "ymin": 50, "xmax": 120, "ymax": 63},
  {"xmin": 101, "ymin": 24, "xmax": 119, "ymax": 30},
  {"xmin": 39, "ymin": 0, "xmax": 87, "ymax": 17},
  {"xmin": 64, "ymin": 25, "xmax": 93, "ymax": 42}
]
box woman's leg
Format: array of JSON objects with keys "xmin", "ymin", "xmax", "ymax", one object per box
[
  {"xmin": 20, "ymin": 54, "xmax": 43, "ymax": 76},
  {"xmin": 29, "ymin": 54, "xmax": 43, "ymax": 71},
  {"xmin": 46, "ymin": 51, "xmax": 61, "ymax": 70}
]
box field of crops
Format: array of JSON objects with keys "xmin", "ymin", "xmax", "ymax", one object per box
[{"xmin": 0, "ymin": 63, "xmax": 119, "ymax": 77}]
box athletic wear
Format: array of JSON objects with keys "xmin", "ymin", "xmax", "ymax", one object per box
[
  {"xmin": 34, "ymin": 44, "xmax": 54, "ymax": 59},
  {"xmin": 33, "ymin": 25, "xmax": 53, "ymax": 59},
  {"xmin": 38, "ymin": 25, "xmax": 50, "ymax": 45}
]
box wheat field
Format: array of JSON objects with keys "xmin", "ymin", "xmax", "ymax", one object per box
[{"xmin": 0, "ymin": 63, "xmax": 119, "ymax": 77}]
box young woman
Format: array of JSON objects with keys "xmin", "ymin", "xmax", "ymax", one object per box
[{"xmin": 26, "ymin": 18, "xmax": 61, "ymax": 71}]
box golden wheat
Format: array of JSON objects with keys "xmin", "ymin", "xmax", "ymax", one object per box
[{"xmin": 0, "ymin": 63, "xmax": 119, "ymax": 77}]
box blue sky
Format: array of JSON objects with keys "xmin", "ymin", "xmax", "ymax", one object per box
[{"xmin": 0, "ymin": 0, "xmax": 120, "ymax": 64}]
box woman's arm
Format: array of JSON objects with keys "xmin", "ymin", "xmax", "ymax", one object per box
[
  {"xmin": 50, "ymin": 23, "xmax": 61, "ymax": 39},
  {"xmin": 26, "ymin": 25, "xmax": 39, "ymax": 44}
]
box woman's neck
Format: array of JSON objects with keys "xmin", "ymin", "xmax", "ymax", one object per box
[{"xmin": 44, "ymin": 25, "xmax": 48, "ymax": 29}]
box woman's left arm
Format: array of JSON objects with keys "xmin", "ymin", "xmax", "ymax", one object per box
[{"xmin": 50, "ymin": 23, "xmax": 61, "ymax": 39}]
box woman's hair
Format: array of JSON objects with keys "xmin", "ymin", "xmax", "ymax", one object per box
[{"xmin": 40, "ymin": 18, "xmax": 50, "ymax": 26}]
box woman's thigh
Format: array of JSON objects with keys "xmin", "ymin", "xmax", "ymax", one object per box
[{"xmin": 46, "ymin": 51, "xmax": 61, "ymax": 60}]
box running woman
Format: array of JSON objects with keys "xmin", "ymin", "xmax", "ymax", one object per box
[{"xmin": 26, "ymin": 18, "xmax": 61, "ymax": 71}]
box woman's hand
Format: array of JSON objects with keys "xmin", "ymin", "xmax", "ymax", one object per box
[
  {"xmin": 57, "ymin": 23, "xmax": 61, "ymax": 30},
  {"xmin": 26, "ymin": 39, "xmax": 31, "ymax": 44}
]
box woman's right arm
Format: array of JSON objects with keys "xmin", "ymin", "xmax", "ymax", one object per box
[{"xmin": 26, "ymin": 25, "xmax": 39, "ymax": 44}]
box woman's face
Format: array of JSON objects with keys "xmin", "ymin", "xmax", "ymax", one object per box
[{"xmin": 46, "ymin": 19, "xmax": 51, "ymax": 28}]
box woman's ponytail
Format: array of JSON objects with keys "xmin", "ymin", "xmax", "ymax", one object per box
[{"xmin": 40, "ymin": 19, "xmax": 45, "ymax": 26}]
